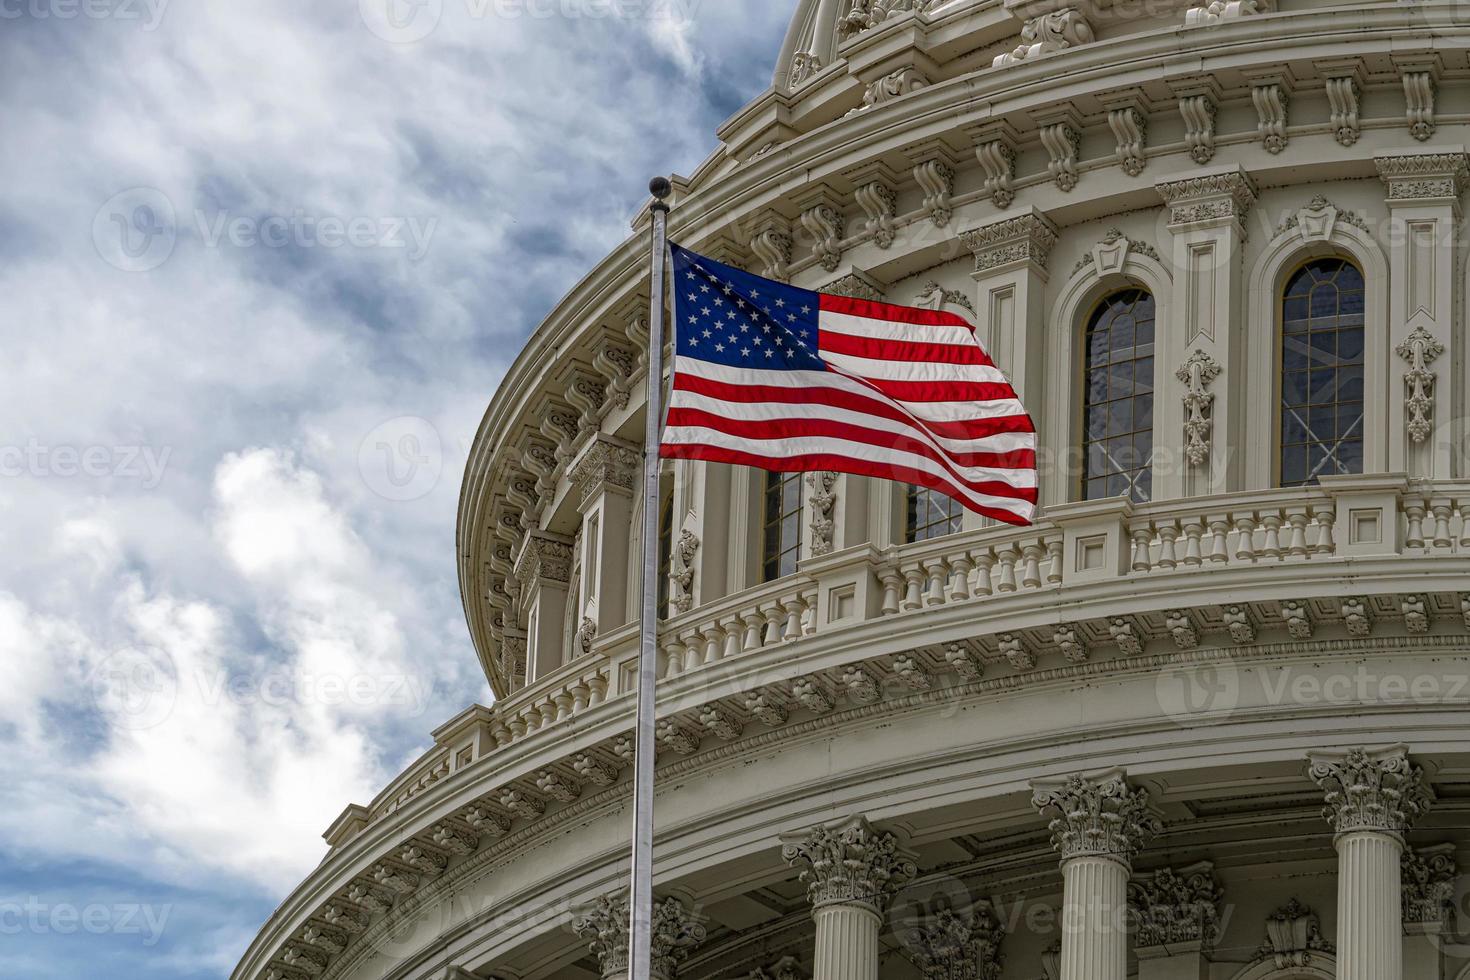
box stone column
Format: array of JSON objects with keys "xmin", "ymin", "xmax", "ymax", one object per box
[
  {"xmin": 1375, "ymin": 150, "xmax": 1468, "ymax": 479},
  {"xmin": 567, "ymin": 435, "xmax": 639, "ymax": 644},
  {"xmin": 1402, "ymin": 843, "xmax": 1456, "ymax": 979},
  {"xmin": 1153, "ymin": 168, "xmax": 1257, "ymax": 499},
  {"xmin": 782, "ymin": 815, "xmax": 917, "ymax": 980},
  {"xmin": 1308, "ymin": 745, "xmax": 1434, "ymax": 980},
  {"xmin": 1032, "ymin": 769, "xmax": 1162, "ymax": 980},
  {"xmin": 1128, "ymin": 862, "xmax": 1222, "ymax": 980},
  {"xmin": 573, "ymin": 893, "xmax": 706, "ymax": 980}
]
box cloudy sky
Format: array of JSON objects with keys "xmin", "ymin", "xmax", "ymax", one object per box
[{"xmin": 0, "ymin": 1, "xmax": 790, "ymax": 976}]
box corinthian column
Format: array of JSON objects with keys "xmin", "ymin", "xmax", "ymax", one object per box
[
  {"xmin": 573, "ymin": 894, "xmax": 706, "ymax": 980},
  {"xmin": 1308, "ymin": 745, "xmax": 1433, "ymax": 980},
  {"xmin": 1032, "ymin": 769, "xmax": 1161, "ymax": 980},
  {"xmin": 781, "ymin": 815, "xmax": 917, "ymax": 980}
]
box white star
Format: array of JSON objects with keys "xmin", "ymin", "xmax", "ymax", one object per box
[
  {"xmin": 765, "ymin": 349, "xmax": 775, "ymax": 358},
  {"xmin": 700, "ymin": 284, "xmax": 710, "ymax": 293},
  {"xmin": 701, "ymin": 307, "xmax": 711, "ymax": 317},
  {"xmin": 800, "ymin": 305, "xmax": 811, "ymax": 314},
  {"xmin": 751, "ymin": 289, "xmax": 761, "ymax": 299},
  {"xmin": 715, "ymin": 343, "xmax": 725, "ymax": 352},
  {"xmin": 761, "ymin": 324, "xmax": 771, "ymax": 334},
  {"xmin": 689, "ymin": 336, "xmax": 699, "ymax": 346},
  {"xmin": 713, "ymin": 296, "xmax": 724, "ymax": 307},
  {"xmin": 702, "ymin": 329, "xmax": 712, "ymax": 338},
  {"xmin": 787, "ymin": 313, "xmax": 797, "ymax": 322},
  {"xmin": 753, "ymin": 336, "xmax": 762, "ymax": 346},
  {"xmin": 687, "ymin": 293, "xmax": 696, "ymax": 302},
  {"xmin": 741, "ymin": 347, "xmax": 751, "ymax": 357},
  {"xmin": 685, "ymin": 271, "xmax": 696, "ymax": 280},
  {"xmin": 687, "ymin": 315, "xmax": 697, "ymax": 324},
  {"xmin": 726, "ymin": 310, "xmax": 736, "ymax": 320},
  {"xmin": 785, "ymin": 348, "xmax": 795, "ymax": 358},
  {"xmin": 735, "ymin": 298, "xmax": 746, "ymax": 309},
  {"xmin": 721, "ymin": 283, "xmax": 733, "ymax": 295},
  {"xmin": 775, "ymin": 298, "xmax": 785, "ymax": 308},
  {"xmin": 739, "ymin": 323, "xmax": 749, "ymax": 333},
  {"xmin": 728, "ymin": 334, "xmax": 738, "ymax": 344}
]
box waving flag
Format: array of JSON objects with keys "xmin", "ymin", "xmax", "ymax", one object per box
[{"xmin": 660, "ymin": 243, "xmax": 1038, "ymax": 526}]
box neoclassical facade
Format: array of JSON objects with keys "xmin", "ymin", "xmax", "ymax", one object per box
[{"xmin": 235, "ymin": 1, "xmax": 1470, "ymax": 979}]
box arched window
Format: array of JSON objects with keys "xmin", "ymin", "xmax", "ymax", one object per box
[
  {"xmin": 762, "ymin": 470, "xmax": 803, "ymax": 582},
  {"xmin": 906, "ymin": 485, "xmax": 962, "ymax": 542},
  {"xmin": 1082, "ymin": 289, "xmax": 1155, "ymax": 502},
  {"xmin": 1280, "ymin": 258, "xmax": 1365, "ymax": 486}
]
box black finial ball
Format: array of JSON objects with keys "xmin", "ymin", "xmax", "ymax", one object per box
[{"xmin": 649, "ymin": 176, "xmax": 672, "ymax": 200}]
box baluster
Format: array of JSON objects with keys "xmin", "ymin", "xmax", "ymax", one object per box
[
  {"xmin": 1431, "ymin": 500, "xmax": 1452, "ymax": 549},
  {"xmin": 996, "ymin": 547, "xmax": 1018, "ymax": 593},
  {"xmin": 1021, "ymin": 544, "xmax": 1044, "ymax": 589},
  {"xmin": 762, "ymin": 603, "xmax": 784, "ymax": 645},
  {"xmin": 802, "ymin": 589, "xmax": 818, "ymax": 635},
  {"xmin": 681, "ymin": 629, "xmax": 702, "ymax": 673},
  {"xmin": 702, "ymin": 622, "xmax": 725, "ymax": 664},
  {"xmin": 1182, "ymin": 520, "xmax": 1204, "ymax": 566},
  {"xmin": 741, "ymin": 610, "xmax": 764, "ymax": 651},
  {"xmin": 782, "ymin": 597, "xmax": 804, "ymax": 639},
  {"xmin": 948, "ymin": 554, "xmax": 974, "ymax": 601},
  {"xmin": 1286, "ymin": 510, "xmax": 1310, "ymax": 557},
  {"xmin": 1314, "ymin": 507, "xmax": 1337, "ymax": 555},
  {"xmin": 901, "ymin": 566, "xmax": 925, "ymax": 611},
  {"xmin": 539, "ymin": 701, "xmax": 559, "ymax": 728},
  {"xmin": 1405, "ymin": 499, "xmax": 1426, "ymax": 549},
  {"xmin": 1458, "ymin": 500, "xmax": 1470, "ymax": 551},
  {"xmin": 662, "ymin": 636, "xmax": 684, "ymax": 677},
  {"xmin": 508, "ymin": 715, "xmax": 528, "ymax": 739},
  {"xmin": 924, "ymin": 558, "xmax": 948, "ymax": 606},
  {"xmin": 1260, "ymin": 514, "xmax": 1283, "ymax": 559},
  {"xmin": 1232, "ymin": 515, "xmax": 1258, "ymax": 562},
  {"xmin": 554, "ymin": 691, "xmax": 574, "ymax": 721},
  {"xmin": 570, "ymin": 682, "xmax": 591, "ymax": 713},
  {"xmin": 971, "ymin": 552, "xmax": 995, "ymax": 596},
  {"xmin": 1207, "ymin": 519, "xmax": 1229, "ymax": 563},
  {"xmin": 1045, "ymin": 538, "xmax": 1064, "ymax": 584},
  {"xmin": 588, "ymin": 673, "xmax": 608, "ymax": 706},
  {"xmin": 1130, "ymin": 526, "xmax": 1154, "ymax": 572},
  {"xmin": 878, "ymin": 570, "xmax": 903, "ymax": 616},
  {"xmin": 721, "ymin": 615, "xmax": 743, "ymax": 660},
  {"xmin": 1157, "ymin": 524, "xmax": 1179, "ymax": 569}
]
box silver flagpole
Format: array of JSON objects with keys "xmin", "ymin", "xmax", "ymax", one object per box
[{"xmin": 629, "ymin": 175, "xmax": 671, "ymax": 980}]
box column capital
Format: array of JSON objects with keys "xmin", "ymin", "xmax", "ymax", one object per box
[
  {"xmin": 1402, "ymin": 843, "xmax": 1457, "ymax": 929},
  {"xmin": 1127, "ymin": 861, "xmax": 1223, "ymax": 953},
  {"xmin": 1307, "ymin": 745, "xmax": 1432, "ymax": 838},
  {"xmin": 958, "ymin": 206, "xmax": 1058, "ymax": 278},
  {"xmin": 512, "ymin": 530, "xmax": 573, "ymax": 588},
  {"xmin": 1031, "ymin": 768, "xmax": 1160, "ymax": 864},
  {"xmin": 901, "ymin": 903, "xmax": 1005, "ymax": 980},
  {"xmin": 781, "ymin": 815, "xmax": 916, "ymax": 914},
  {"xmin": 1155, "ymin": 166, "xmax": 1257, "ymax": 235},
  {"xmin": 567, "ymin": 434, "xmax": 641, "ymax": 506},
  {"xmin": 572, "ymin": 894, "xmax": 706, "ymax": 980},
  {"xmin": 1374, "ymin": 147, "xmax": 1469, "ymax": 206}
]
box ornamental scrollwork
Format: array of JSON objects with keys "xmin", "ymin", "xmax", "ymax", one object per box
[
  {"xmin": 1031, "ymin": 768, "xmax": 1161, "ymax": 862},
  {"xmin": 1402, "ymin": 844, "xmax": 1457, "ymax": 925},
  {"xmin": 781, "ymin": 815, "xmax": 916, "ymax": 913},
  {"xmin": 1396, "ymin": 325, "xmax": 1444, "ymax": 443},
  {"xmin": 992, "ymin": 8, "xmax": 1094, "ymax": 68},
  {"xmin": 806, "ymin": 471, "xmax": 838, "ymax": 557},
  {"xmin": 572, "ymin": 893, "xmax": 706, "ymax": 980},
  {"xmin": 1257, "ymin": 899, "xmax": 1333, "ymax": 968},
  {"xmin": 1127, "ymin": 862, "xmax": 1222, "ymax": 950},
  {"xmin": 1176, "ymin": 350, "xmax": 1222, "ymax": 467},
  {"xmin": 672, "ymin": 529, "xmax": 700, "ymax": 612},
  {"xmin": 900, "ymin": 904, "xmax": 1006, "ymax": 980},
  {"xmin": 1307, "ymin": 745, "xmax": 1432, "ymax": 837}
]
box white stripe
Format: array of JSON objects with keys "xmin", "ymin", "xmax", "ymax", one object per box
[
  {"xmin": 674, "ymin": 356, "xmax": 1029, "ymax": 423},
  {"xmin": 669, "ymin": 388, "xmax": 1035, "ymax": 456},
  {"xmin": 819, "ymin": 308, "xmax": 976, "ymax": 346},
  {"xmin": 819, "ymin": 348, "xmax": 1011, "ymax": 385},
  {"xmin": 662, "ymin": 425, "xmax": 1037, "ymax": 512}
]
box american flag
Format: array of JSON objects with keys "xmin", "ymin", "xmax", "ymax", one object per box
[{"xmin": 659, "ymin": 244, "xmax": 1038, "ymax": 526}]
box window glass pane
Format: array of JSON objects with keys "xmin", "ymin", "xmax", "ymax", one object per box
[
  {"xmin": 1081, "ymin": 289, "xmax": 1154, "ymax": 503},
  {"xmin": 1279, "ymin": 258, "xmax": 1366, "ymax": 486},
  {"xmin": 905, "ymin": 485, "xmax": 964, "ymax": 543},
  {"xmin": 762, "ymin": 471, "xmax": 804, "ymax": 583}
]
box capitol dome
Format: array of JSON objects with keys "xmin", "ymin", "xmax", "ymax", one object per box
[{"xmin": 236, "ymin": 2, "xmax": 1470, "ymax": 979}]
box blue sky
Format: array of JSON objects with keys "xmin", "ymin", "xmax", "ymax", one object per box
[{"xmin": 0, "ymin": 2, "xmax": 790, "ymax": 976}]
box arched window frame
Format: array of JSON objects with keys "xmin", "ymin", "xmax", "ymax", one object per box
[
  {"xmin": 1245, "ymin": 215, "xmax": 1389, "ymax": 489},
  {"xmin": 1049, "ymin": 244, "xmax": 1174, "ymax": 508},
  {"xmin": 1078, "ymin": 288, "xmax": 1158, "ymax": 503}
]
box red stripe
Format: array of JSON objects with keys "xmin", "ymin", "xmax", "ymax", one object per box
[
  {"xmin": 819, "ymin": 293, "xmax": 976, "ymax": 330},
  {"xmin": 666, "ymin": 407, "xmax": 1037, "ymax": 472},
  {"xmin": 851, "ymin": 377, "xmax": 1019, "ymax": 403},
  {"xmin": 672, "ymin": 373, "xmax": 1036, "ymax": 439},
  {"xmin": 658, "ymin": 443, "xmax": 1036, "ymax": 525},
  {"xmin": 818, "ymin": 328, "xmax": 996, "ymax": 368}
]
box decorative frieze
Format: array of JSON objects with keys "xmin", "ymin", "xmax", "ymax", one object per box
[
  {"xmin": 1281, "ymin": 599, "xmax": 1313, "ymax": 638},
  {"xmin": 807, "ymin": 471, "xmax": 838, "ymax": 556},
  {"xmin": 992, "ymin": 7, "xmax": 1094, "ymax": 68},
  {"xmin": 1397, "ymin": 325, "xmax": 1444, "ymax": 444},
  {"xmin": 592, "ymin": 339, "xmax": 636, "ymax": 414},
  {"xmin": 571, "ymin": 752, "xmax": 619, "ymax": 786},
  {"xmin": 1031, "ymin": 768, "xmax": 1161, "ymax": 863},
  {"xmin": 1165, "ymin": 609, "xmax": 1199, "ymax": 649},
  {"xmin": 534, "ymin": 769, "xmax": 582, "ymax": 803},
  {"xmin": 944, "ymin": 642, "xmax": 985, "ymax": 679},
  {"xmin": 1401, "ymin": 594, "xmax": 1431, "ymax": 633},
  {"xmin": 1307, "ymin": 745, "xmax": 1432, "ymax": 837},
  {"xmin": 1176, "ymin": 349, "xmax": 1222, "ymax": 467},
  {"xmin": 1156, "ymin": 170, "xmax": 1258, "ymax": 233},
  {"xmin": 959, "ymin": 209, "xmax": 1058, "ymax": 275},
  {"xmin": 1128, "ymin": 862, "xmax": 1223, "ymax": 950},
  {"xmin": 300, "ymin": 924, "xmax": 347, "ymax": 957},
  {"xmin": 824, "ymin": 271, "xmax": 885, "ymax": 302},
  {"xmin": 744, "ymin": 690, "xmax": 789, "ymax": 726},
  {"xmin": 321, "ymin": 904, "xmax": 369, "ymax": 934},
  {"xmin": 573, "ymin": 893, "xmax": 706, "ymax": 980},
  {"xmin": 901, "ymin": 904, "xmax": 1006, "ymax": 980},
  {"xmin": 1340, "ymin": 597, "xmax": 1373, "ymax": 637},
  {"xmin": 498, "ymin": 787, "xmax": 546, "ymax": 821},
  {"xmin": 1258, "ymin": 899, "xmax": 1333, "ymax": 968},
  {"xmin": 567, "ymin": 435, "xmax": 640, "ymax": 504},
  {"xmin": 461, "ymin": 803, "xmax": 510, "ymax": 837},
  {"xmin": 699, "ymin": 703, "xmax": 744, "ymax": 741},
  {"xmin": 789, "ymin": 50, "xmax": 822, "ymax": 87},
  {"xmin": 1108, "ymin": 616, "xmax": 1143, "ymax": 655},
  {"xmin": 655, "ymin": 718, "xmax": 702, "ymax": 755},
  {"xmin": 998, "ymin": 632, "xmax": 1035, "ymax": 670},
  {"xmin": 565, "ymin": 371, "xmax": 608, "ymax": 434},
  {"xmin": 1222, "ymin": 604, "xmax": 1256, "ymax": 644},
  {"xmin": 840, "ymin": 0, "xmax": 941, "ymax": 40},
  {"xmin": 513, "ymin": 531, "xmax": 573, "ymax": 588},
  {"xmin": 1402, "ymin": 843, "xmax": 1457, "ymax": 926},
  {"xmin": 1375, "ymin": 151, "xmax": 1470, "ymax": 202},
  {"xmin": 781, "ymin": 815, "xmax": 916, "ymax": 913},
  {"xmin": 1053, "ymin": 625, "xmax": 1088, "ymax": 663}
]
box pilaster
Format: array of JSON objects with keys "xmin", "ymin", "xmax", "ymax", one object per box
[
  {"xmin": 512, "ymin": 530, "xmax": 573, "ymax": 682},
  {"xmin": 1130, "ymin": 862, "xmax": 1221, "ymax": 980},
  {"xmin": 1402, "ymin": 843, "xmax": 1456, "ymax": 980},
  {"xmin": 1375, "ymin": 148, "xmax": 1468, "ymax": 479},
  {"xmin": 567, "ymin": 434, "xmax": 640, "ymax": 641},
  {"xmin": 1154, "ymin": 166, "xmax": 1257, "ymax": 500}
]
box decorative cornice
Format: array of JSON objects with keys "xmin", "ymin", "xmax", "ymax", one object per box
[
  {"xmin": 959, "ymin": 209, "xmax": 1057, "ymax": 276},
  {"xmin": 567, "ymin": 435, "xmax": 640, "ymax": 505},
  {"xmin": 1031, "ymin": 768, "xmax": 1160, "ymax": 864},
  {"xmin": 513, "ymin": 531, "xmax": 573, "ymax": 588},
  {"xmin": 1128, "ymin": 862, "xmax": 1222, "ymax": 951},
  {"xmin": 781, "ymin": 815, "xmax": 916, "ymax": 914},
  {"xmin": 1155, "ymin": 170, "xmax": 1257, "ymax": 232},
  {"xmin": 1375, "ymin": 150, "xmax": 1470, "ymax": 203},
  {"xmin": 1307, "ymin": 744, "xmax": 1432, "ymax": 838}
]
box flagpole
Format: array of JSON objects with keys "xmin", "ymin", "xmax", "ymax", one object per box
[{"xmin": 629, "ymin": 175, "xmax": 671, "ymax": 980}]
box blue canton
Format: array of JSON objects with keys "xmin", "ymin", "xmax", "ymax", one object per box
[{"xmin": 670, "ymin": 244, "xmax": 826, "ymax": 372}]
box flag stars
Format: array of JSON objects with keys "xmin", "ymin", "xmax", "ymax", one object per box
[
  {"xmin": 741, "ymin": 347, "xmax": 751, "ymax": 357},
  {"xmin": 765, "ymin": 349, "xmax": 775, "ymax": 358},
  {"xmin": 801, "ymin": 305, "xmax": 811, "ymax": 314}
]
